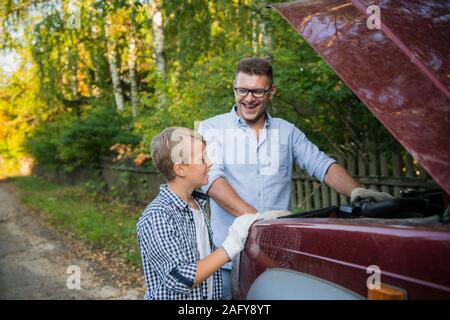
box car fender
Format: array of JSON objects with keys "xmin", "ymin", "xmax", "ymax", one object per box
[{"xmin": 246, "ymin": 268, "xmax": 364, "ymax": 300}]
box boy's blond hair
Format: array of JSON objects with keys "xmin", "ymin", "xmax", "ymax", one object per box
[{"xmin": 151, "ymin": 127, "xmax": 205, "ymax": 181}]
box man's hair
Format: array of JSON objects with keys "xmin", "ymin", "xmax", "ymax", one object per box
[
  {"xmin": 236, "ymin": 57, "xmax": 273, "ymax": 84},
  {"xmin": 151, "ymin": 127, "xmax": 205, "ymax": 181}
]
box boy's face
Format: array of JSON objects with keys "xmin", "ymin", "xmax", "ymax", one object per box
[{"xmin": 182, "ymin": 140, "xmax": 211, "ymax": 188}]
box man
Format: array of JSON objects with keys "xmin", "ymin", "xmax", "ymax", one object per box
[{"xmin": 198, "ymin": 57, "xmax": 392, "ymax": 299}]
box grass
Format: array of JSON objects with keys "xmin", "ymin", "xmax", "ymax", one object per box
[
  {"xmin": 11, "ymin": 176, "xmax": 143, "ymax": 267},
  {"xmin": 10, "ymin": 176, "xmax": 306, "ymax": 269}
]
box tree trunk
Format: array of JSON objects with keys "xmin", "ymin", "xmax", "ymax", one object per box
[
  {"xmin": 252, "ymin": 12, "xmax": 258, "ymax": 53},
  {"xmin": 128, "ymin": 3, "xmax": 139, "ymax": 117},
  {"xmin": 147, "ymin": 0, "xmax": 167, "ymax": 107},
  {"xmin": 128, "ymin": 36, "xmax": 138, "ymax": 117},
  {"xmin": 105, "ymin": 15, "xmax": 124, "ymax": 111},
  {"xmin": 107, "ymin": 42, "xmax": 124, "ymax": 111},
  {"xmin": 260, "ymin": 20, "xmax": 273, "ymax": 57},
  {"xmin": 150, "ymin": 1, "xmax": 166, "ymax": 77}
]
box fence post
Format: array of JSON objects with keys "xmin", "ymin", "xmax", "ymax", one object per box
[
  {"xmin": 369, "ymin": 152, "xmax": 378, "ymax": 190},
  {"xmin": 392, "ymin": 154, "xmax": 402, "ymax": 196},
  {"xmin": 405, "ymin": 154, "xmax": 415, "ymax": 178},
  {"xmin": 313, "ymin": 181, "xmax": 321, "ymax": 209},
  {"xmin": 358, "ymin": 153, "xmax": 367, "ymax": 180},
  {"xmin": 305, "ymin": 180, "xmax": 312, "ymax": 211},
  {"xmin": 321, "ymin": 184, "xmax": 330, "ymax": 208},
  {"xmin": 380, "ymin": 153, "xmax": 390, "ymax": 193},
  {"xmin": 331, "ymin": 188, "xmax": 338, "ymax": 206},
  {"xmin": 291, "ymin": 179, "xmax": 297, "ymax": 209},
  {"xmin": 297, "ymin": 178, "xmax": 304, "ymax": 209},
  {"xmin": 347, "ymin": 154, "xmax": 356, "ymax": 176},
  {"xmin": 337, "ymin": 154, "xmax": 348, "ymax": 205}
]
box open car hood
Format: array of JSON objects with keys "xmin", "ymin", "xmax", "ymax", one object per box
[{"xmin": 268, "ymin": 0, "xmax": 450, "ymax": 194}]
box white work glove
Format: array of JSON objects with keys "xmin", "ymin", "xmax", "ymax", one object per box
[
  {"xmin": 350, "ymin": 187, "xmax": 394, "ymax": 202},
  {"xmin": 221, "ymin": 213, "xmax": 261, "ymax": 260},
  {"xmin": 255, "ymin": 210, "xmax": 292, "ymax": 220}
]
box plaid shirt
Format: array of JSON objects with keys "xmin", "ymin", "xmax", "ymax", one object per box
[{"xmin": 137, "ymin": 184, "xmax": 223, "ymax": 300}]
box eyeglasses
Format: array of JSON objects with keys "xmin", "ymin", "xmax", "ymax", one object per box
[{"xmin": 233, "ymin": 84, "xmax": 273, "ymax": 98}]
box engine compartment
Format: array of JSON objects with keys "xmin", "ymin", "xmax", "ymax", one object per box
[{"xmin": 280, "ymin": 188, "xmax": 449, "ymax": 224}]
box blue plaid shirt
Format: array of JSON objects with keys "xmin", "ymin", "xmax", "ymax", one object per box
[{"xmin": 137, "ymin": 184, "xmax": 223, "ymax": 300}]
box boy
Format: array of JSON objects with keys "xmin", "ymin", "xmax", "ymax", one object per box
[{"xmin": 137, "ymin": 127, "xmax": 259, "ymax": 300}]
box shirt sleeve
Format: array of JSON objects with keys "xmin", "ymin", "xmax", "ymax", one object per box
[
  {"xmin": 292, "ymin": 126, "xmax": 336, "ymax": 183},
  {"xmin": 137, "ymin": 210, "xmax": 197, "ymax": 295},
  {"xmin": 197, "ymin": 121, "xmax": 225, "ymax": 194}
]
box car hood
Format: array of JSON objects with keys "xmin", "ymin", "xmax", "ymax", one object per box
[{"xmin": 268, "ymin": 0, "xmax": 450, "ymax": 194}]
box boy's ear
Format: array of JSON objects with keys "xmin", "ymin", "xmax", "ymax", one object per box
[{"xmin": 172, "ymin": 162, "xmax": 185, "ymax": 178}]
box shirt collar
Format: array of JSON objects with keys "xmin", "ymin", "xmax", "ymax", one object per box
[
  {"xmin": 231, "ymin": 105, "xmax": 272, "ymax": 129},
  {"xmin": 159, "ymin": 184, "xmax": 208, "ymax": 211}
]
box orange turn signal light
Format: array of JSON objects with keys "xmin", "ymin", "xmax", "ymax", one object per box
[{"xmin": 368, "ymin": 284, "xmax": 406, "ymax": 300}]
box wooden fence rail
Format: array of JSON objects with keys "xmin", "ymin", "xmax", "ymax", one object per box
[
  {"xmin": 100, "ymin": 152, "xmax": 437, "ymax": 209},
  {"xmin": 291, "ymin": 152, "xmax": 437, "ymax": 210},
  {"xmin": 35, "ymin": 152, "xmax": 437, "ymax": 210}
]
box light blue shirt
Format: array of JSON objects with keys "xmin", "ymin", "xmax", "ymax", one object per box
[{"xmin": 198, "ymin": 107, "xmax": 336, "ymax": 269}]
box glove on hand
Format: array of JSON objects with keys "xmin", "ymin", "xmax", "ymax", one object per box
[
  {"xmin": 221, "ymin": 213, "xmax": 261, "ymax": 260},
  {"xmin": 350, "ymin": 187, "xmax": 393, "ymax": 202}
]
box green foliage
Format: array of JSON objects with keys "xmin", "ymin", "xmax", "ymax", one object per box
[
  {"xmin": 12, "ymin": 176, "xmax": 142, "ymax": 266},
  {"xmin": 2, "ymin": 0, "xmax": 403, "ymax": 173},
  {"xmin": 0, "ymin": 48, "xmax": 44, "ymax": 165},
  {"xmin": 26, "ymin": 106, "xmax": 140, "ymax": 172}
]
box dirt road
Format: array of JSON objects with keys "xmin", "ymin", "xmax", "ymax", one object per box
[{"xmin": 0, "ymin": 181, "xmax": 145, "ymax": 299}]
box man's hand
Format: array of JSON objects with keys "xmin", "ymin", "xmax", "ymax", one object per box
[
  {"xmin": 221, "ymin": 214, "xmax": 261, "ymax": 260},
  {"xmin": 256, "ymin": 210, "xmax": 292, "ymax": 220},
  {"xmin": 350, "ymin": 187, "xmax": 394, "ymax": 202}
]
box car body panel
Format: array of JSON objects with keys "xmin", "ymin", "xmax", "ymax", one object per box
[
  {"xmin": 237, "ymin": 218, "xmax": 450, "ymax": 299},
  {"xmin": 268, "ymin": 0, "xmax": 450, "ymax": 194},
  {"xmin": 235, "ymin": 0, "xmax": 450, "ymax": 300}
]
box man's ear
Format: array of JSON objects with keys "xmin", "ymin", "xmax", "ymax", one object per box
[
  {"xmin": 172, "ymin": 162, "xmax": 185, "ymax": 178},
  {"xmin": 269, "ymin": 84, "xmax": 277, "ymax": 100}
]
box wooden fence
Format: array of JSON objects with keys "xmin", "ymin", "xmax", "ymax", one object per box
[
  {"xmin": 99, "ymin": 163, "xmax": 165, "ymax": 205},
  {"xmin": 93, "ymin": 152, "xmax": 438, "ymax": 210},
  {"xmin": 291, "ymin": 152, "xmax": 437, "ymax": 210}
]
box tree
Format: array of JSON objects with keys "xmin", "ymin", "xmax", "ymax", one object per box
[{"xmin": 1, "ymin": 0, "xmax": 403, "ymax": 174}]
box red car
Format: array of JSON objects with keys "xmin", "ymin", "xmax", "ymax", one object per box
[{"xmin": 232, "ymin": 0, "xmax": 450, "ymax": 300}]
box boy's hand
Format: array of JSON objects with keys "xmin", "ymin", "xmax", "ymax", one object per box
[
  {"xmin": 350, "ymin": 187, "xmax": 393, "ymax": 202},
  {"xmin": 221, "ymin": 213, "xmax": 261, "ymax": 260}
]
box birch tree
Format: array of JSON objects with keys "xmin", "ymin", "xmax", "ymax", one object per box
[
  {"xmin": 146, "ymin": 0, "xmax": 166, "ymax": 107},
  {"xmin": 128, "ymin": 2, "xmax": 139, "ymax": 117},
  {"xmin": 149, "ymin": 0, "xmax": 165, "ymax": 78},
  {"xmin": 105, "ymin": 15, "xmax": 124, "ymax": 111}
]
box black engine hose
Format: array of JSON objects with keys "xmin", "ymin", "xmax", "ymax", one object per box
[{"xmin": 360, "ymin": 198, "xmax": 430, "ymax": 218}]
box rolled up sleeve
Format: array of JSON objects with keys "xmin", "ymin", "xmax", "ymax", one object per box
[
  {"xmin": 138, "ymin": 211, "xmax": 197, "ymax": 295},
  {"xmin": 197, "ymin": 121, "xmax": 225, "ymax": 194},
  {"xmin": 292, "ymin": 126, "xmax": 336, "ymax": 183}
]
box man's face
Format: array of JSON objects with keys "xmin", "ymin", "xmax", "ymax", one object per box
[{"xmin": 234, "ymin": 72, "xmax": 276, "ymax": 127}]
